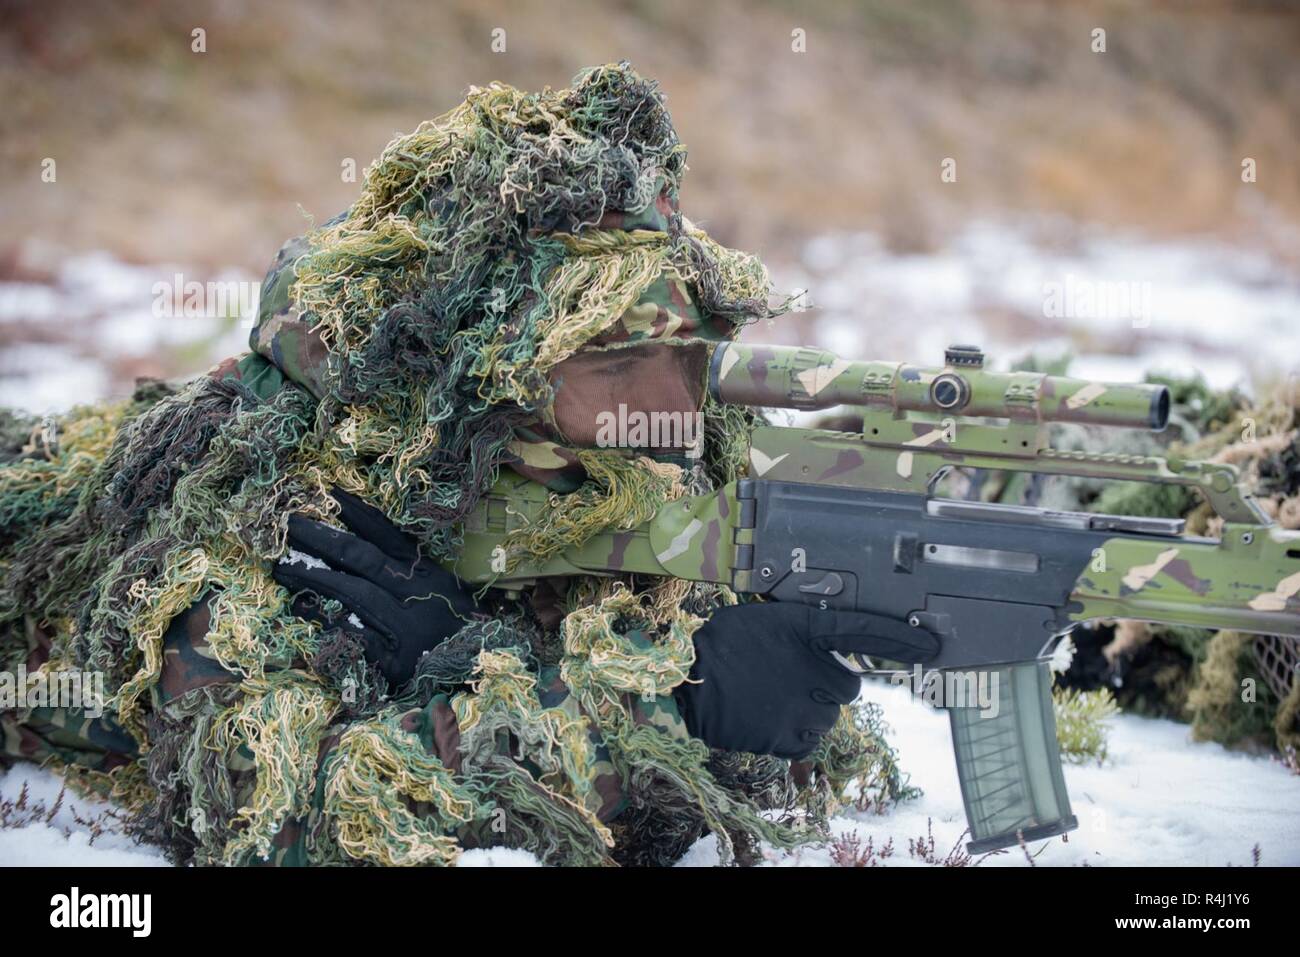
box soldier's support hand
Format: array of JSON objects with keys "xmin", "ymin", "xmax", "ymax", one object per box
[
  {"xmin": 272, "ymin": 489, "xmax": 481, "ymax": 686},
  {"xmin": 673, "ymin": 602, "xmax": 939, "ymax": 760}
]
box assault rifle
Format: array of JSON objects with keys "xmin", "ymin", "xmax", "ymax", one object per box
[{"xmin": 449, "ymin": 342, "xmax": 1300, "ymax": 853}]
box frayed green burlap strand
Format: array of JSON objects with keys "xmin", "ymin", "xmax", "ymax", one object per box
[
  {"xmin": 213, "ymin": 673, "xmax": 339, "ymax": 864},
  {"xmin": 320, "ymin": 710, "xmax": 482, "ymax": 867},
  {"xmin": 450, "ymin": 648, "xmax": 616, "ymax": 865},
  {"xmin": 557, "ymin": 583, "xmax": 808, "ymax": 864},
  {"xmin": 500, "ymin": 449, "xmax": 686, "ymax": 571},
  {"xmin": 392, "ymin": 616, "xmax": 538, "ymax": 710},
  {"xmin": 1186, "ymin": 631, "xmax": 1281, "ymax": 750}
]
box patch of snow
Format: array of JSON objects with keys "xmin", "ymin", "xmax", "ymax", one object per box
[
  {"xmin": 1049, "ymin": 634, "xmax": 1076, "ymax": 674},
  {"xmin": 0, "ymin": 251, "xmax": 258, "ymax": 415},
  {"xmin": 0, "ymin": 765, "xmax": 166, "ymax": 867},
  {"xmin": 679, "ymin": 681, "xmax": 1300, "ymax": 867},
  {"xmin": 0, "ymin": 345, "xmax": 111, "ymax": 413},
  {"xmin": 278, "ymin": 548, "xmax": 331, "ymax": 572},
  {"xmin": 0, "ymin": 282, "xmax": 63, "ymax": 322},
  {"xmin": 456, "ymin": 847, "xmax": 543, "ymax": 867},
  {"xmin": 773, "ymin": 220, "xmax": 1300, "ymax": 395}
]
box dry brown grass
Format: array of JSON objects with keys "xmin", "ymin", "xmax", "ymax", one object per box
[{"xmin": 1, "ymin": 0, "xmax": 1297, "ymax": 273}]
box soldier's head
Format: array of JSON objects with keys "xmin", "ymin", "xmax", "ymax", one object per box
[{"xmin": 249, "ymin": 63, "xmax": 775, "ymax": 547}]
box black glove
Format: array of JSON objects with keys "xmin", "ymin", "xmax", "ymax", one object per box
[
  {"xmin": 271, "ymin": 489, "xmax": 480, "ymax": 686},
  {"xmin": 673, "ymin": 601, "xmax": 939, "ymax": 760}
]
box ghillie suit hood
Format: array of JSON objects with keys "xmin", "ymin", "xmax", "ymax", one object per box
[{"xmin": 0, "ymin": 64, "xmax": 911, "ymax": 866}]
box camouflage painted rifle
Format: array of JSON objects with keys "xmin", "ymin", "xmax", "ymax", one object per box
[{"xmin": 450, "ymin": 342, "xmax": 1300, "ymax": 853}]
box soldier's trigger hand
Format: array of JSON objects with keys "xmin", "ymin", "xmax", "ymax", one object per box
[
  {"xmin": 672, "ymin": 602, "xmax": 938, "ymax": 761},
  {"xmin": 802, "ymin": 607, "xmax": 940, "ymax": 664},
  {"xmin": 271, "ymin": 488, "xmax": 481, "ymax": 687}
]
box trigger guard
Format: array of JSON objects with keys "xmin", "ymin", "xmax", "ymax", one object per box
[{"xmin": 830, "ymin": 651, "xmax": 873, "ymax": 674}]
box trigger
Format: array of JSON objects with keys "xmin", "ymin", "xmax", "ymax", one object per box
[{"xmin": 830, "ymin": 651, "xmax": 872, "ymax": 674}]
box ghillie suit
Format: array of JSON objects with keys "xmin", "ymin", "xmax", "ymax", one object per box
[{"xmin": 0, "ymin": 64, "xmax": 912, "ymax": 866}]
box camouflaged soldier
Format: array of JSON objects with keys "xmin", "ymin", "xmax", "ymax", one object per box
[{"xmin": 0, "ymin": 64, "xmax": 926, "ymax": 865}]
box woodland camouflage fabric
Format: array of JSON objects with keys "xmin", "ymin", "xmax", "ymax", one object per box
[{"xmin": 0, "ymin": 64, "xmax": 910, "ymax": 866}]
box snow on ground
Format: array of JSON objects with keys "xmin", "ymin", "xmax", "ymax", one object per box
[
  {"xmin": 4, "ymin": 220, "xmax": 1298, "ymax": 415},
  {"xmin": 0, "ymin": 251, "xmax": 254, "ymax": 414},
  {"xmin": 457, "ymin": 847, "xmax": 544, "ymax": 867},
  {"xmin": 679, "ymin": 680, "xmax": 1300, "ymax": 867},
  {"xmin": 5, "ymin": 677, "xmax": 1295, "ymax": 866},
  {"xmin": 768, "ymin": 220, "xmax": 1300, "ymax": 396},
  {"xmin": 0, "ymin": 764, "xmax": 166, "ymax": 867}
]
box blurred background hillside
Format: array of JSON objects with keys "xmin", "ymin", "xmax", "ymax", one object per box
[{"xmin": 0, "ymin": 0, "xmax": 1297, "ymax": 410}]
